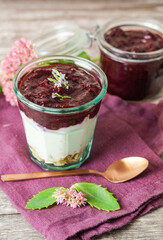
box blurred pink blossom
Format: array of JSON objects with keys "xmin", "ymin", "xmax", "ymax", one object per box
[
  {"xmin": 3, "ymin": 81, "xmax": 18, "ymax": 106},
  {"xmin": 0, "ymin": 38, "xmax": 38, "ymax": 106}
]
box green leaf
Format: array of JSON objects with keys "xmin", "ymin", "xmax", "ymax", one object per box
[
  {"xmin": 77, "ymin": 51, "xmax": 100, "ymax": 64},
  {"xmin": 25, "ymin": 187, "xmax": 62, "ymax": 210},
  {"xmin": 52, "ymin": 69, "xmax": 58, "ymax": 74},
  {"xmin": 91, "ymin": 57, "xmax": 100, "ymax": 63},
  {"xmin": 73, "ymin": 183, "xmax": 120, "ymax": 212},
  {"xmin": 77, "ymin": 51, "xmax": 91, "ymax": 61},
  {"xmin": 0, "ymin": 85, "xmax": 2, "ymax": 94},
  {"xmin": 48, "ymin": 78, "xmax": 58, "ymax": 83},
  {"xmin": 52, "ymin": 93, "xmax": 72, "ymax": 99},
  {"xmin": 52, "ymin": 72, "xmax": 59, "ymax": 81}
]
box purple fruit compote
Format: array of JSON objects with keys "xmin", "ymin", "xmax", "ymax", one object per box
[
  {"xmin": 13, "ymin": 56, "xmax": 107, "ymax": 170},
  {"xmin": 97, "ymin": 22, "xmax": 163, "ymax": 100}
]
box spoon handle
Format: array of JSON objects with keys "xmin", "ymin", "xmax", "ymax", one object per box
[{"xmin": 1, "ymin": 169, "xmax": 103, "ymax": 182}]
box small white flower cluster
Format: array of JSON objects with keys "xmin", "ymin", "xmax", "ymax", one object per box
[
  {"xmin": 52, "ymin": 69, "xmax": 69, "ymax": 89},
  {"xmin": 52, "ymin": 187, "xmax": 87, "ymax": 209},
  {"xmin": 48, "ymin": 69, "xmax": 71, "ymax": 100}
]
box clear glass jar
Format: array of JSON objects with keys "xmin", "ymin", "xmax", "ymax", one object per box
[
  {"xmin": 13, "ymin": 55, "xmax": 107, "ymax": 170},
  {"xmin": 96, "ymin": 18, "xmax": 163, "ymax": 100}
]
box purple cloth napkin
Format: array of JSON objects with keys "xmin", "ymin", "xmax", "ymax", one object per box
[{"xmin": 0, "ymin": 94, "xmax": 163, "ymax": 240}]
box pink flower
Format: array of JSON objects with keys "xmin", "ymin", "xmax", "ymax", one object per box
[
  {"xmin": 0, "ymin": 61, "xmax": 10, "ymax": 87},
  {"xmin": 3, "ymin": 81, "xmax": 17, "ymax": 106},
  {"xmin": 0, "ymin": 38, "xmax": 38, "ymax": 106},
  {"xmin": 53, "ymin": 187, "xmax": 87, "ymax": 208}
]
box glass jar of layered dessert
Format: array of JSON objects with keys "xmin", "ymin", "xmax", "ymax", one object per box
[
  {"xmin": 13, "ymin": 56, "xmax": 107, "ymax": 170},
  {"xmin": 96, "ymin": 18, "xmax": 163, "ymax": 100}
]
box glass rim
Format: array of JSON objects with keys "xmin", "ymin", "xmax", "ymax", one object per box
[
  {"xmin": 96, "ymin": 18, "xmax": 163, "ymax": 61},
  {"xmin": 13, "ymin": 55, "xmax": 108, "ymax": 115}
]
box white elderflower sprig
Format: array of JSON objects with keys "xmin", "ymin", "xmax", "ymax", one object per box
[{"xmin": 48, "ymin": 69, "xmax": 69, "ymax": 89}]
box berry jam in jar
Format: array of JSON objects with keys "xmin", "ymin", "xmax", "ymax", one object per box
[{"xmin": 96, "ymin": 18, "xmax": 163, "ymax": 100}]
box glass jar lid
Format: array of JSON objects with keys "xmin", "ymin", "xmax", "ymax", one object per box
[{"xmin": 34, "ymin": 23, "xmax": 92, "ymax": 56}]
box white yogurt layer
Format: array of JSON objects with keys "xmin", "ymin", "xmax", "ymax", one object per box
[{"xmin": 20, "ymin": 111, "xmax": 97, "ymax": 164}]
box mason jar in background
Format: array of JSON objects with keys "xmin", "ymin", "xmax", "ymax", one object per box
[{"xmin": 96, "ymin": 18, "xmax": 163, "ymax": 100}]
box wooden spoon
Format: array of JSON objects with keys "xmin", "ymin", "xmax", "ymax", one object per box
[{"xmin": 1, "ymin": 157, "xmax": 149, "ymax": 183}]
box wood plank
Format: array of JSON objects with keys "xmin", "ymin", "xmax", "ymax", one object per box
[
  {"xmin": 0, "ymin": 191, "xmax": 18, "ymax": 214},
  {"xmin": 0, "ymin": 0, "xmax": 163, "ymax": 239},
  {"xmin": 0, "ymin": 214, "xmax": 44, "ymax": 240}
]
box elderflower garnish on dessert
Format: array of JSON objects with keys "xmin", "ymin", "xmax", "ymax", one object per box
[
  {"xmin": 48, "ymin": 68, "xmax": 70, "ymax": 89},
  {"xmin": 48, "ymin": 68, "xmax": 71, "ymax": 100}
]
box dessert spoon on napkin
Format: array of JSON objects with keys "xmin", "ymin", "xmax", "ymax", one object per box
[{"xmin": 1, "ymin": 156, "xmax": 148, "ymax": 183}]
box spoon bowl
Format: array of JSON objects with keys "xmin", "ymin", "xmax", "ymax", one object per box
[
  {"xmin": 103, "ymin": 157, "xmax": 149, "ymax": 183},
  {"xmin": 1, "ymin": 156, "xmax": 149, "ymax": 183}
]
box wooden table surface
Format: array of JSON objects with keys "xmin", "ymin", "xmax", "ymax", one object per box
[{"xmin": 0, "ymin": 0, "xmax": 163, "ymax": 239}]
